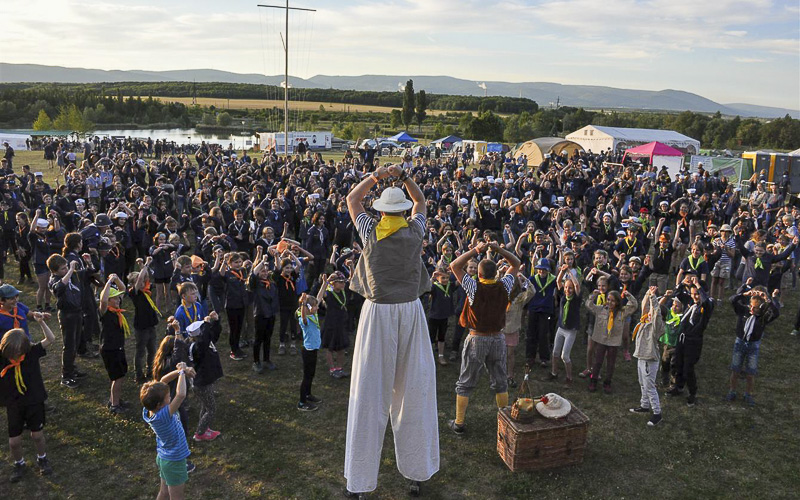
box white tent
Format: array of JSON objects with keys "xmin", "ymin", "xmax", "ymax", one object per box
[
  {"xmin": 565, "ymin": 125, "xmax": 700, "ymax": 155},
  {"xmin": 0, "ymin": 131, "xmax": 30, "ymax": 151}
]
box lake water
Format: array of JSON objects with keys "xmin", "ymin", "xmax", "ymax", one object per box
[{"xmin": 92, "ymin": 128, "xmax": 257, "ymax": 148}]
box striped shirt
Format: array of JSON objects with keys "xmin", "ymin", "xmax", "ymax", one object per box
[
  {"xmin": 355, "ymin": 212, "xmax": 426, "ymax": 241},
  {"xmin": 460, "ymin": 274, "xmax": 516, "ymax": 305},
  {"xmin": 718, "ymin": 236, "xmax": 736, "ymax": 265},
  {"xmin": 143, "ymin": 404, "xmax": 191, "ymax": 461}
]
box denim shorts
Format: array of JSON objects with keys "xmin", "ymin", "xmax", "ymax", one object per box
[{"xmin": 730, "ymin": 338, "xmax": 760, "ymax": 375}]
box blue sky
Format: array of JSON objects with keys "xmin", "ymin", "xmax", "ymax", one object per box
[{"xmin": 3, "ymin": 0, "xmax": 798, "ymax": 110}]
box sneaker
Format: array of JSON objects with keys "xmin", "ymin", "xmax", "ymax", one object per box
[
  {"xmin": 289, "ymin": 344, "xmax": 298, "ymax": 356},
  {"xmin": 306, "ymin": 395, "xmax": 323, "ymax": 404},
  {"xmin": 547, "ymin": 372, "xmax": 558, "ymax": 381},
  {"xmin": 791, "ymin": 329, "xmax": 800, "ymax": 336},
  {"xmin": 629, "ymin": 406, "xmax": 650, "ymax": 414},
  {"xmin": 61, "ymin": 377, "xmax": 78, "ymax": 389},
  {"xmin": 10, "ymin": 461, "xmax": 25, "ymax": 483},
  {"xmin": 109, "ymin": 405, "xmax": 127, "ymax": 415},
  {"xmin": 448, "ymin": 419, "xmax": 466, "ymax": 435},
  {"xmin": 36, "ymin": 456, "xmax": 53, "ymax": 476},
  {"xmin": 448, "ymin": 351, "xmax": 457, "ymax": 362},
  {"xmin": 409, "ymin": 480, "xmax": 421, "ymax": 497},
  {"xmin": 603, "ymin": 381, "xmax": 613, "ymax": 394},
  {"xmin": 230, "ymin": 351, "xmax": 245, "ymax": 361},
  {"xmin": 743, "ymin": 393, "xmax": 756, "ymax": 407},
  {"xmin": 687, "ymin": 394, "xmax": 697, "ymax": 407},
  {"xmin": 588, "ymin": 380, "xmax": 597, "ymax": 392},
  {"xmin": 437, "ymin": 355, "xmax": 448, "ymax": 366},
  {"xmin": 578, "ymin": 368, "xmax": 592, "ymax": 379},
  {"xmin": 107, "ymin": 399, "xmax": 130, "ymax": 409},
  {"xmin": 331, "ymin": 369, "xmax": 344, "ymax": 379},
  {"xmin": 507, "ymin": 377, "xmax": 518, "ymax": 389},
  {"xmin": 253, "ymin": 362, "xmax": 264, "ymax": 374},
  {"xmin": 297, "ymin": 401, "xmax": 318, "ymax": 412},
  {"xmin": 724, "ymin": 390, "xmax": 736, "ymax": 402},
  {"xmin": 265, "ymin": 361, "xmax": 277, "ymax": 371},
  {"xmin": 647, "ymin": 413, "xmax": 663, "ymax": 427},
  {"xmin": 666, "ymin": 386, "xmax": 684, "ymax": 397},
  {"xmin": 70, "ymin": 370, "xmax": 88, "ymax": 379},
  {"xmin": 278, "ymin": 344, "xmax": 287, "ymax": 356},
  {"xmin": 342, "ymin": 488, "xmax": 368, "ymax": 499},
  {"xmin": 205, "ymin": 429, "xmax": 221, "ymax": 440},
  {"xmin": 186, "ymin": 461, "xmax": 196, "ymax": 474},
  {"xmin": 193, "ymin": 431, "xmax": 212, "ymax": 442},
  {"xmin": 539, "ymin": 360, "xmax": 548, "ymax": 368},
  {"xmin": 623, "ymin": 351, "xmax": 632, "ymax": 362},
  {"xmin": 337, "ymin": 368, "xmax": 350, "ymax": 378}
]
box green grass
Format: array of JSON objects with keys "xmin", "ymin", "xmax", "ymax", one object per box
[{"xmin": 2, "ymin": 150, "xmax": 800, "ymax": 498}]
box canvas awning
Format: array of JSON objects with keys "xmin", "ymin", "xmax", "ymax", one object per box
[{"xmin": 387, "ymin": 131, "xmax": 418, "ymax": 143}]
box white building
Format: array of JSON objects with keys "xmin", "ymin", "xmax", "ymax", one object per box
[{"xmin": 565, "ymin": 125, "xmax": 700, "ymax": 155}]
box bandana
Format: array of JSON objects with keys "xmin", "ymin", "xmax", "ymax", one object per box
[
  {"xmin": 754, "ymin": 257, "xmax": 764, "ymax": 270},
  {"xmin": 107, "ymin": 306, "xmax": 132, "ymax": 338},
  {"xmin": 562, "ymin": 295, "xmax": 573, "ymax": 324},
  {"xmin": 0, "ymin": 306, "xmax": 24, "ymax": 329},
  {"xmin": 141, "ymin": 282, "xmax": 162, "ymax": 317},
  {"xmin": 282, "ymin": 275, "xmax": 296, "ymax": 291},
  {"xmin": 375, "ymin": 215, "xmax": 408, "ymax": 241},
  {"xmin": 624, "ymin": 236, "xmax": 637, "ymax": 254},
  {"xmin": 329, "ymin": 287, "xmax": 347, "ymax": 308},
  {"xmin": 533, "ymin": 273, "xmax": 555, "ymax": 294},
  {"xmin": 631, "ymin": 312, "xmax": 651, "ymax": 341},
  {"xmin": 478, "ymin": 277, "xmax": 498, "ymax": 285},
  {"xmin": 607, "ymin": 310, "xmax": 615, "ymax": 336},
  {"xmin": 230, "ymin": 269, "xmax": 245, "ymax": 282},
  {"xmin": 688, "ymin": 255, "xmax": 704, "ymax": 271},
  {"xmin": 182, "ymin": 301, "xmax": 200, "ymax": 323},
  {"xmin": 0, "ymin": 355, "xmax": 27, "ymax": 394},
  {"xmin": 433, "ymin": 281, "xmax": 451, "ymax": 297},
  {"xmin": 595, "ymin": 293, "xmax": 606, "ymax": 306}
]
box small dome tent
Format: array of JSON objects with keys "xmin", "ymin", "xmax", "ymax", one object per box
[{"xmin": 514, "ymin": 137, "xmax": 583, "ymax": 166}]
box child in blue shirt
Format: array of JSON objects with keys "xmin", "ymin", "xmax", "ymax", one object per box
[
  {"xmin": 141, "ymin": 361, "xmax": 194, "ymax": 498},
  {"xmin": 174, "ymin": 283, "xmax": 207, "ymax": 334},
  {"xmin": 296, "ymin": 286, "xmax": 325, "ymax": 412}
]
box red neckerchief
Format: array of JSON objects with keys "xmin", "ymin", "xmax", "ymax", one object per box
[
  {"xmin": 282, "ymin": 274, "xmax": 295, "ymax": 291},
  {"xmin": 0, "ymin": 306, "xmax": 23, "ymax": 328}
]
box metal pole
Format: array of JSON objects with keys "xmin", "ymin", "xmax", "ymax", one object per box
[{"xmin": 284, "ymin": 0, "xmax": 289, "ymax": 158}]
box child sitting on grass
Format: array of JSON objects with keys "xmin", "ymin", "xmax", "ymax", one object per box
[
  {"xmin": 0, "ymin": 315, "xmax": 55, "ymax": 483},
  {"xmin": 141, "ymin": 361, "xmax": 195, "ymax": 499},
  {"xmin": 297, "ymin": 290, "xmax": 325, "ymax": 412},
  {"xmin": 726, "ymin": 282, "xmax": 780, "ymax": 406},
  {"xmin": 187, "ymin": 313, "xmax": 223, "ymax": 442},
  {"xmin": 99, "ymin": 274, "xmax": 131, "ymax": 414}
]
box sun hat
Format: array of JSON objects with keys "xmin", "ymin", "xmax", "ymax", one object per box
[
  {"xmin": 0, "ymin": 284, "xmax": 21, "ymax": 299},
  {"xmin": 535, "ymin": 393, "xmax": 572, "ymax": 419},
  {"xmin": 186, "ymin": 321, "xmax": 205, "ymax": 337},
  {"xmin": 108, "ymin": 287, "xmax": 125, "ymax": 298},
  {"xmin": 490, "ymin": 199, "xmax": 498, "ymax": 205},
  {"xmin": 36, "ymin": 218, "xmax": 48, "ymax": 228},
  {"xmin": 720, "ymin": 224, "xmax": 733, "ymax": 232},
  {"xmin": 115, "ymin": 212, "xmax": 128, "ymax": 219},
  {"xmin": 371, "ymin": 187, "xmax": 412, "ymax": 213}
]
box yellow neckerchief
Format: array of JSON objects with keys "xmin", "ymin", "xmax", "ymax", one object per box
[
  {"xmin": 375, "ymin": 215, "xmax": 408, "ymax": 241},
  {"xmin": 533, "ymin": 273, "xmax": 555, "ymax": 294},
  {"xmin": 659, "ymin": 244, "xmax": 668, "ymax": 259},
  {"xmin": 140, "ymin": 282, "xmax": 162, "ymax": 317},
  {"xmin": 107, "ymin": 306, "xmax": 132, "ymax": 338},
  {"xmin": 296, "ymin": 309, "xmax": 319, "ymax": 328},
  {"xmin": 631, "ymin": 312, "xmax": 651, "ymax": 341},
  {"xmin": 182, "ymin": 300, "xmax": 199, "ymax": 322},
  {"xmin": 688, "ymin": 254, "xmax": 704, "ymax": 270},
  {"xmin": 478, "ymin": 277, "xmax": 497, "ymax": 285},
  {"xmin": 607, "ymin": 309, "xmax": 615, "ymax": 336},
  {"xmin": 596, "ymin": 292, "xmax": 606, "ymax": 305},
  {"xmin": 441, "ymin": 254, "xmax": 453, "ymax": 265},
  {"xmin": 624, "ymin": 236, "xmax": 637, "ymax": 254},
  {"xmin": 527, "ymin": 233, "xmax": 533, "ymax": 243},
  {"xmin": 0, "ymin": 355, "xmax": 27, "ymax": 394},
  {"xmin": 666, "ymin": 309, "xmax": 682, "ymax": 326},
  {"xmin": 328, "ymin": 286, "xmax": 347, "ymax": 308},
  {"xmin": 754, "ymin": 256, "xmax": 764, "ymax": 269},
  {"xmin": 433, "ymin": 280, "xmax": 451, "ymax": 297}
]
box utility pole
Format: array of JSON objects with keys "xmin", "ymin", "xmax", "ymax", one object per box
[{"xmin": 258, "ymin": 2, "xmax": 316, "ymax": 157}]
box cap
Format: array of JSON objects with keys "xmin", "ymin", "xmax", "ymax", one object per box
[
  {"xmin": 36, "ymin": 218, "xmax": 48, "ymax": 228},
  {"xmin": 616, "ymin": 230, "xmax": 626, "ymax": 236},
  {"xmin": 0, "ymin": 284, "xmax": 21, "ymax": 299},
  {"xmin": 534, "ymin": 258, "xmax": 551, "ymax": 271},
  {"xmin": 186, "ymin": 321, "xmax": 205, "ymax": 336},
  {"xmin": 95, "ymin": 214, "xmax": 112, "ymax": 227},
  {"xmin": 34, "ymin": 172, "xmax": 43, "ymax": 177},
  {"xmin": 115, "ymin": 212, "xmax": 128, "ymax": 219},
  {"xmin": 490, "ymin": 199, "xmax": 498, "ymax": 205}
]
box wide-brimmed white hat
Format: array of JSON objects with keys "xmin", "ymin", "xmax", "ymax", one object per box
[
  {"xmin": 186, "ymin": 321, "xmax": 205, "ymax": 337},
  {"xmin": 372, "ymin": 187, "xmax": 412, "ymax": 213},
  {"xmin": 536, "ymin": 393, "xmax": 572, "ymax": 419}
]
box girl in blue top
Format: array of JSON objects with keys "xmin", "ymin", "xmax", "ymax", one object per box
[{"xmin": 296, "ymin": 284, "xmax": 326, "ymax": 412}]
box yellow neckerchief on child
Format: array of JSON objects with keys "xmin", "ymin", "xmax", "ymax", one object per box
[
  {"xmin": 607, "ymin": 309, "xmax": 615, "ymax": 336},
  {"xmin": 140, "ymin": 282, "xmax": 162, "ymax": 317},
  {"xmin": 754, "ymin": 257, "xmax": 764, "ymax": 269},
  {"xmin": 688, "ymin": 255, "xmax": 704, "ymax": 270},
  {"xmin": 433, "ymin": 281, "xmax": 451, "ymax": 297},
  {"xmin": 182, "ymin": 300, "xmax": 199, "ymax": 322},
  {"xmin": 533, "ymin": 273, "xmax": 555, "ymax": 294},
  {"xmin": 328, "ymin": 286, "xmax": 347, "ymax": 308},
  {"xmin": 659, "ymin": 245, "xmax": 667, "ymax": 259},
  {"xmin": 0, "ymin": 306, "xmax": 23, "ymax": 328},
  {"xmin": 595, "ymin": 292, "xmax": 606, "ymax": 305},
  {"xmin": 0, "ymin": 355, "xmax": 27, "ymax": 394},
  {"xmin": 375, "ymin": 215, "xmax": 408, "ymax": 241},
  {"xmin": 296, "ymin": 309, "xmax": 320, "ymax": 328},
  {"xmin": 624, "ymin": 236, "xmax": 637, "ymax": 254},
  {"xmin": 527, "ymin": 233, "xmax": 533, "ymax": 243},
  {"xmin": 631, "ymin": 312, "xmax": 651, "ymax": 341},
  {"xmin": 562, "ymin": 295, "xmax": 574, "ymax": 324},
  {"xmin": 107, "ymin": 306, "xmax": 132, "ymax": 338}
]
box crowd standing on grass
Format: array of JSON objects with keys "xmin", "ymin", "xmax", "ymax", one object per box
[{"xmin": 0, "ymin": 134, "xmax": 798, "ymax": 496}]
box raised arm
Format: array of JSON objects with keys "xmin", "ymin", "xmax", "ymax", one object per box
[
  {"xmin": 34, "ymin": 314, "xmax": 56, "ymax": 349},
  {"xmin": 490, "ymin": 242, "xmax": 521, "ymax": 276},
  {"xmin": 346, "ymin": 166, "xmax": 388, "ymax": 222},
  {"xmin": 451, "ymin": 242, "xmax": 485, "ymax": 283}
]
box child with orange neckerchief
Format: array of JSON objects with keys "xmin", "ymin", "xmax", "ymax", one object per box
[
  {"xmin": 99, "ymin": 274, "xmax": 131, "ymax": 414},
  {"xmin": 0, "ymin": 315, "xmax": 55, "ymax": 482}
]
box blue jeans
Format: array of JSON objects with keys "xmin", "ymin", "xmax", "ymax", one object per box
[{"xmin": 730, "ymin": 338, "xmax": 760, "ymax": 375}]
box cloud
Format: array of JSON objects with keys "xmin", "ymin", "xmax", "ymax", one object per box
[{"xmin": 734, "ymin": 57, "xmax": 766, "ymax": 63}]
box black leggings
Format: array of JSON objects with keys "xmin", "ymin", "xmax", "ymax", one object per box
[
  {"xmin": 279, "ymin": 309, "xmax": 298, "ymax": 343},
  {"xmin": 226, "ymin": 307, "xmax": 245, "ymax": 352},
  {"xmin": 254, "ymin": 315, "xmax": 276, "ymax": 363},
  {"xmin": 428, "ymin": 318, "xmax": 448, "ymax": 343},
  {"xmin": 19, "ymin": 255, "xmax": 32, "ymax": 280},
  {"xmin": 674, "ymin": 340, "xmax": 703, "ymax": 396},
  {"xmin": 526, "ymin": 311, "xmax": 552, "ymax": 363},
  {"xmin": 300, "ymin": 348, "xmax": 318, "ymax": 403}
]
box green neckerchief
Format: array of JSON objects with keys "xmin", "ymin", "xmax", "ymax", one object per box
[
  {"xmin": 328, "ymin": 287, "xmax": 347, "ymax": 308},
  {"xmin": 533, "ymin": 273, "xmax": 555, "ymax": 294},
  {"xmin": 688, "ymin": 255, "xmax": 704, "ymax": 270},
  {"xmin": 562, "ymin": 295, "xmax": 574, "ymax": 324},
  {"xmin": 433, "ymin": 281, "xmax": 451, "ymax": 297},
  {"xmin": 754, "ymin": 257, "xmax": 764, "ymax": 270},
  {"xmin": 296, "ymin": 310, "xmax": 319, "ymax": 328},
  {"xmin": 660, "ymin": 309, "xmax": 682, "ymax": 346}
]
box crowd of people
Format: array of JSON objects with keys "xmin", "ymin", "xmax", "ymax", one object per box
[{"xmin": 0, "ymin": 135, "xmax": 798, "ymax": 497}]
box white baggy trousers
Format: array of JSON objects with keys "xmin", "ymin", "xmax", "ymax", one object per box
[{"xmin": 344, "ymin": 299, "xmax": 440, "ymax": 493}]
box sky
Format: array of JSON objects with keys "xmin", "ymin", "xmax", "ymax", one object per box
[{"xmin": 2, "ymin": 0, "xmax": 799, "ymax": 110}]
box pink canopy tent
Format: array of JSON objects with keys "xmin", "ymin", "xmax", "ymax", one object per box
[{"xmin": 623, "ymin": 141, "xmax": 685, "ymax": 176}]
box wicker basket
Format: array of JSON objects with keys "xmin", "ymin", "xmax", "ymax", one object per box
[{"xmin": 497, "ymin": 405, "xmax": 589, "ymax": 472}]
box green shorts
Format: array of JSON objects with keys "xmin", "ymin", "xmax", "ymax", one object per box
[{"xmin": 156, "ymin": 456, "xmax": 188, "ymax": 486}]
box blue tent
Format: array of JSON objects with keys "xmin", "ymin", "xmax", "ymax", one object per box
[
  {"xmin": 388, "ymin": 131, "xmax": 418, "ymax": 143},
  {"xmin": 431, "ymin": 135, "xmax": 462, "ymax": 145},
  {"xmin": 487, "ymin": 142, "xmax": 509, "ymax": 153}
]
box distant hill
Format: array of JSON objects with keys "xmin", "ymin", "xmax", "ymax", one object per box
[{"xmin": 1, "ymin": 63, "xmax": 797, "ymax": 119}]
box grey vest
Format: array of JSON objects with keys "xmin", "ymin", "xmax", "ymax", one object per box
[{"xmin": 349, "ymin": 216, "xmax": 431, "ymax": 304}]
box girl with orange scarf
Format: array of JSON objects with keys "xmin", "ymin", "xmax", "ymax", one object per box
[{"xmin": 99, "ymin": 274, "xmax": 131, "ymax": 415}]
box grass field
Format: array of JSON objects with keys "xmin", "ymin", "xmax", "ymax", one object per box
[{"xmin": 2, "ymin": 150, "xmax": 800, "ymax": 499}]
